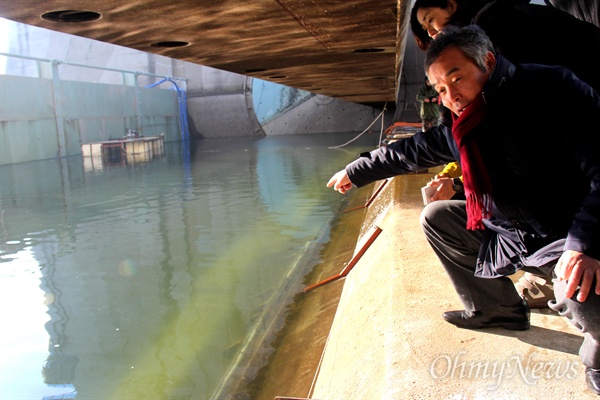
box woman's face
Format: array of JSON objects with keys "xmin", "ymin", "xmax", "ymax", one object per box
[{"xmin": 416, "ymin": 5, "xmax": 454, "ymax": 39}]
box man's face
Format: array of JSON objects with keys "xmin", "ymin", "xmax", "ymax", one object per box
[{"xmin": 427, "ymin": 46, "xmax": 494, "ymax": 116}]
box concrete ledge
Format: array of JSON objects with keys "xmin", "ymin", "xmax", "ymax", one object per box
[{"xmin": 310, "ymin": 174, "xmax": 594, "ymax": 400}]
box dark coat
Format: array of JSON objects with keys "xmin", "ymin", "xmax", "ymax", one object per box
[
  {"xmin": 475, "ymin": 0, "xmax": 600, "ymax": 94},
  {"xmin": 545, "ymin": 0, "xmax": 599, "ymax": 29},
  {"xmin": 346, "ymin": 55, "xmax": 600, "ymax": 276}
]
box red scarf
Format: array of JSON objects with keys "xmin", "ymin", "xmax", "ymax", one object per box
[{"xmin": 451, "ymin": 93, "xmax": 492, "ymax": 230}]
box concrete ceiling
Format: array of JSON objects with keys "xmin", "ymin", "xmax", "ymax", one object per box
[{"xmin": 0, "ymin": 1, "xmax": 414, "ymax": 108}]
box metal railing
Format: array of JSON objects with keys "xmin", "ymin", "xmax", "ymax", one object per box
[
  {"xmin": 0, "ymin": 51, "xmax": 188, "ymax": 163},
  {"xmin": 0, "ymin": 51, "xmax": 187, "ymax": 87}
]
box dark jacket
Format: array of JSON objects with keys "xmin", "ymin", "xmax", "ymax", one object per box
[
  {"xmin": 546, "ymin": 0, "xmax": 599, "ymax": 29},
  {"xmin": 346, "ymin": 55, "xmax": 600, "ymax": 276},
  {"xmin": 475, "ymin": 0, "xmax": 600, "ymax": 94}
]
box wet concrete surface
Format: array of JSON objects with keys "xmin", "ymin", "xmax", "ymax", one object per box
[
  {"xmin": 310, "ymin": 173, "xmax": 596, "ymax": 400},
  {"xmin": 252, "ymin": 172, "xmax": 598, "ymax": 400}
]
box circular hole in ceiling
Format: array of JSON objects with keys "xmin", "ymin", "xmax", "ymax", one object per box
[
  {"xmin": 150, "ymin": 41, "xmax": 190, "ymax": 48},
  {"xmin": 41, "ymin": 10, "xmax": 101, "ymax": 23},
  {"xmin": 352, "ymin": 48, "xmax": 385, "ymax": 53}
]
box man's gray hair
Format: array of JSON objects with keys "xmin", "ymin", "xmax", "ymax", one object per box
[{"xmin": 424, "ymin": 25, "xmax": 495, "ymax": 74}]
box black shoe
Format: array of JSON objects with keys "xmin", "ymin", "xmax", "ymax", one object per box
[
  {"xmin": 442, "ymin": 299, "xmax": 530, "ymax": 331},
  {"xmin": 585, "ymin": 367, "xmax": 600, "ymax": 395}
]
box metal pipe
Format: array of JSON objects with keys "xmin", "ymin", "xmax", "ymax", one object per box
[
  {"xmin": 303, "ymin": 226, "xmax": 383, "ymax": 293},
  {"xmin": 342, "ymin": 178, "xmax": 389, "ymax": 213},
  {"xmin": 0, "ymin": 51, "xmax": 187, "ymax": 82}
]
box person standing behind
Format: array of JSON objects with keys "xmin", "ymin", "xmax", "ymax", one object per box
[
  {"xmin": 545, "ymin": 0, "xmax": 599, "ymax": 27},
  {"xmin": 326, "ymin": 25, "xmax": 600, "ymax": 395},
  {"xmin": 416, "ymin": 77, "xmax": 441, "ymax": 132},
  {"xmin": 410, "ymin": 0, "xmax": 600, "ymax": 94},
  {"xmin": 410, "ymin": 0, "xmax": 600, "ymax": 307}
]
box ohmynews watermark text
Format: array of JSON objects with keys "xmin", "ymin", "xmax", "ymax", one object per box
[{"xmin": 430, "ymin": 351, "xmax": 580, "ymax": 390}]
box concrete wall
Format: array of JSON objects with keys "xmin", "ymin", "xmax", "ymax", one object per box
[
  {"xmin": 393, "ymin": 32, "xmax": 426, "ymax": 124},
  {"xmin": 182, "ymin": 64, "xmax": 388, "ymax": 139},
  {"xmin": 0, "ymin": 19, "xmax": 388, "ymax": 165},
  {"xmin": 183, "ymin": 66, "xmax": 264, "ymax": 139},
  {"xmin": 261, "ymin": 94, "xmax": 392, "ymax": 136},
  {"xmin": 0, "ymin": 74, "xmax": 180, "ymax": 165},
  {"xmin": 0, "ymin": 59, "xmax": 386, "ymax": 166}
]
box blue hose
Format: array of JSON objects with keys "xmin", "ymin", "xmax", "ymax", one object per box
[
  {"xmin": 147, "ymin": 77, "xmax": 192, "ymax": 186},
  {"xmin": 146, "ymin": 77, "xmax": 190, "ymax": 142}
]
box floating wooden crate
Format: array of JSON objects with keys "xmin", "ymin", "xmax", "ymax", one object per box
[{"xmin": 81, "ymin": 135, "xmax": 165, "ymax": 169}]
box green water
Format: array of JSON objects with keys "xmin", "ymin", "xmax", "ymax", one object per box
[{"xmin": 0, "ymin": 132, "xmax": 378, "ymax": 399}]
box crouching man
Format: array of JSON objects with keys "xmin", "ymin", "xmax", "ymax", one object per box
[{"xmin": 327, "ymin": 25, "xmax": 600, "ymax": 394}]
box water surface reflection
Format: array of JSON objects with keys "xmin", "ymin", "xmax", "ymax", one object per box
[{"xmin": 0, "ymin": 133, "xmax": 377, "ymax": 399}]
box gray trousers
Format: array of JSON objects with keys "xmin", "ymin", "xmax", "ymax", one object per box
[{"xmin": 420, "ymin": 200, "xmax": 600, "ymax": 368}]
